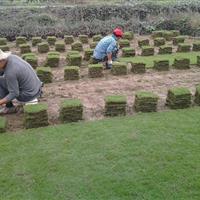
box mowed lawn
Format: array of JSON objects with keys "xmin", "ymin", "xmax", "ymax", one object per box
[
  {"xmin": 1, "ymin": 107, "xmax": 200, "ymax": 200},
  {"xmin": 120, "ymin": 51, "xmax": 200, "ymax": 68}
]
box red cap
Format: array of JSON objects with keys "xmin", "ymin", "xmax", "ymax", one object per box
[{"xmin": 113, "ymin": 28, "xmax": 123, "ymax": 38}]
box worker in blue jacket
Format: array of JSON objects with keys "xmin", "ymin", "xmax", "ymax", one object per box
[{"xmin": 92, "ymin": 28, "xmax": 124, "ymax": 69}]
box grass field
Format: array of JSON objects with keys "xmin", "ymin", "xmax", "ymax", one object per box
[
  {"xmin": 0, "ymin": 107, "xmax": 200, "ymax": 199},
  {"xmin": 120, "ymin": 51, "xmax": 200, "ymax": 68}
]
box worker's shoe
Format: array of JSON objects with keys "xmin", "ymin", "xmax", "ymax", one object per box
[{"xmin": 0, "ymin": 106, "xmax": 19, "ymax": 115}]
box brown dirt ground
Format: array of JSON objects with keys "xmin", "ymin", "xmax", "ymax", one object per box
[{"xmin": 4, "ymin": 35, "xmax": 200, "ymax": 132}]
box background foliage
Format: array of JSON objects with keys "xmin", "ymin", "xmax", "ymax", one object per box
[{"xmin": 0, "ymin": 0, "xmax": 200, "ymax": 40}]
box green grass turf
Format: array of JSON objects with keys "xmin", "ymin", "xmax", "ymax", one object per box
[
  {"xmin": 1, "ymin": 107, "xmax": 200, "ymax": 199},
  {"xmin": 120, "ymin": 51, "xmax": 200, "ymax": 68}
]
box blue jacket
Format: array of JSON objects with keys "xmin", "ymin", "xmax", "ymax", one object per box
[{"xmin": 93, "ymin": 34, "xmax": 118, "ymax": 60}]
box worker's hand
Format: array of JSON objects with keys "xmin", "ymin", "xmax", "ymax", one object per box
[{"xmin": 107, "ymin": 60, "xmax": 112, "ymax": 69}]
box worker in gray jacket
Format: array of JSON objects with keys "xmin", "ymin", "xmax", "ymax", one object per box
[{"xmin": 0, "ymin": 49, "xmax": 43, "ymax": 114}]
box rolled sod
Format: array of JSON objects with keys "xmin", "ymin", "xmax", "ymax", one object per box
[
  {"xmin": 24, "ymin": 103, "xmax": 49, "ymax": 129},
  {"xmin": 36, "ymin": 67, "xmax": 53, "ymax": 83},
  {"xmin": 111, "ymin": 62, "xmax": 128, "ymax": 76},
  {"xmin": 194, "ymin": 85, "xmax": 200, "ymax": 105},
  {"xmin": 59, "ymin": 99, "xmax": 83, "ymax": 123},
  {"xmin": 131, "ymin": 62, "xmax": 146, "ymax": 74},
  {"xmin": 166, "ymin": 87, "xmax": 192, "ymax": 109},
  {"xmin": 105, "ymin": 95, "xmax": 127, "ymax": 117},
  {"xmin": 0, "ymin": 116, "xmax": 7, "ymax": 133},
  {"xmin": 64, "ymin": 66, "xmax": 80, "ymax": 81},
  {"xmin": 134, "ymin": 91, "xmax": 159, "ymax": 112},
  {"xmin": 88, "ymin": 64, "xmax": 103, "ymax": 78}
]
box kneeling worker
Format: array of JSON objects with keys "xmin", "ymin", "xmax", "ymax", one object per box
[
  {"xmin": 92, "ymin": 28, "xmax": 124, "ymax": 69},
  {"xmin": 0, "ymin": 49, "xmax": 43, "ymax": 114}
]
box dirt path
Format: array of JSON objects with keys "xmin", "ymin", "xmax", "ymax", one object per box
[
  {"xmin": 4, "ymin": 35, "xmax": 200, "ymax": 132},
  {"xmin": 6, "ymin": 66, "xmax": 200, "ymax": 132}
]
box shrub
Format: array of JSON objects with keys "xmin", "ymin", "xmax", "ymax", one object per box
[
  {"xmin": 36, "ymin": 67, "xmax": 53, "ymax": 83},
  {"xmin": 122, "ymin": 47, "xmax": 135, "ymax": 57},
  {"xmin": 32, "ymin": 37, "xmax": 42, "ymax": 47},
  {"xmin": 154, "ymin": 37, "xmax": 165, "ymax": 47},
  {"xmin": 59, "ymin": 99, "xmax": 83, "ymax": 123},
  {"xmin": 141, "ymin": 46, "xmax": 154, "ymax": 56},
  {"xmin": 105, "ymin": 95, "xmax": 127, "ymax": 117},
  {"xmin": 84, "ymin": 48, "xmax": 94, "ymax": 61},
  {"xmin": 38, "ymin": 42, "xmax": 49, "ymax": 53},
  {"xmin": 64, "ymin": 35, "xmax": 74, "ymax": 45},
  {"xmin": 173, "ymin": 58, "xmax": 190, "ymax": 69},
  {"xmin": 131, "ymin": 62, "xmax": 146, "ymax": 74},
  {"xmin": 78, "ymin": 35, "xmax": 89, "ymax": 44},
  {"xmin": 47, "ymin": 36, "xmax": 56, "ymax": 45},
  {"xmin": 55, "ymin": 41, "xmax": 66, "ymax": 52},
  {"xmin": 153, "ymin": 59, "xmax": 169, "ymax": 71},
  {"xmin": 158, "ymin": 45, "xmax": 172, "ymax": 54},
  {"xmin": 88, "ymin": 64, "xmax": 103, "ymax": 78},
  {"xmin": 134, "ymin": 91, "xmax": 159, "ymax": 112},
  {"xmin": 24, "ymin": 103, "xmax": 49, "ymax": 129},
  {"xmin": 166, "ymin": 87, "xmax": 192, "ymax": 109},
  {"xmin": 111, "ymin": 62, "xmax": 127, "ymax": 76},
  {"xmin": 71, "ymin": 41, "xmax": 83, "ymax": 51},
  {"xmin": 64, "ymin": 66, "xmax": 80, "ymax": 81},
  {"xmin": 19, "ymin": 44, "xmax": 31, "ymax": 54}
]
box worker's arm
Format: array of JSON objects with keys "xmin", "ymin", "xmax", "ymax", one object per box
[
  {"xmin": 0, "ymin": 97, "xmax": 8, "ymax": 106},
  {"xmin": 106, "ymin": 40, "xmax": 117, "ymax": 67},
  {"xmin": 4, "ymin": 74, "xmax": 20, "ymax": 104}
]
